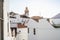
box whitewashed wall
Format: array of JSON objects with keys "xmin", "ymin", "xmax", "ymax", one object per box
[
  {"xmin": 27, "ymin": 19, "xmax": 60, "ymax": 40},
  {"xmin": 50, "ymin": 19, "xmax": 60, "ymax": 24},
  {"xmin": 4, "ymin": 0, "xmax": 10, "ymax": 40},
  {"xmin": 16, "ymin": 28, "xmax": 28, "ymax": 40}
]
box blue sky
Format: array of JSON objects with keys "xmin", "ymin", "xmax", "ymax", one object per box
[{"xmin": 8, "ymin": 0, "xmax": 60, "ymax": 18}]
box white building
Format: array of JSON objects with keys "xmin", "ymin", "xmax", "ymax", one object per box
[
  {"xmin": 27, "ymin": 19, "xmax": 54, "ymax": 40},
  {"xmin": 9, "ymin": 12, "xmax": 29, "ymax": 40}
]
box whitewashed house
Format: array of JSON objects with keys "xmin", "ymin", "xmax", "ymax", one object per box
[
  {"xmin": 27, "ymin": 18, "xmax": 56, "ymax": 40},
  {"xmin": 9, "ymin": 12, "xmax": 29, "ymax": 40},
  {"xmin": 9, "ymin": 7, "xmax": 30, "ymax": 40}
]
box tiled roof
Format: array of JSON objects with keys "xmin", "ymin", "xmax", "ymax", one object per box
[
  {"xmin": 31, "ymin": 16, "xmax": 43, "ymax": 22},
  {"xmin": 20, "ymin": 15, "xmax": 30, "ymax": 18}
]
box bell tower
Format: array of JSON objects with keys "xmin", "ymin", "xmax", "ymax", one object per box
[{"xmin": 24, "ymin": 7, "xmax": 29, "ymax": 17}]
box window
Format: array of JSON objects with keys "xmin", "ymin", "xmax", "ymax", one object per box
[
  {"xmin": 28, "ymin": 28, "xmax": 29, "ymax": 33},
  {"xmin": 33, "ymin": 28, "xmax": 36, "ymax": 35},
  {"xmin": 10, "ymin": 16, "xmax": 16, "ymax": 18}
]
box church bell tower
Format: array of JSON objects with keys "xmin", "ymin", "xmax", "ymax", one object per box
[{"xmin": 24, "ymin": 7, "xmax": 29, "ymax": 17}]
